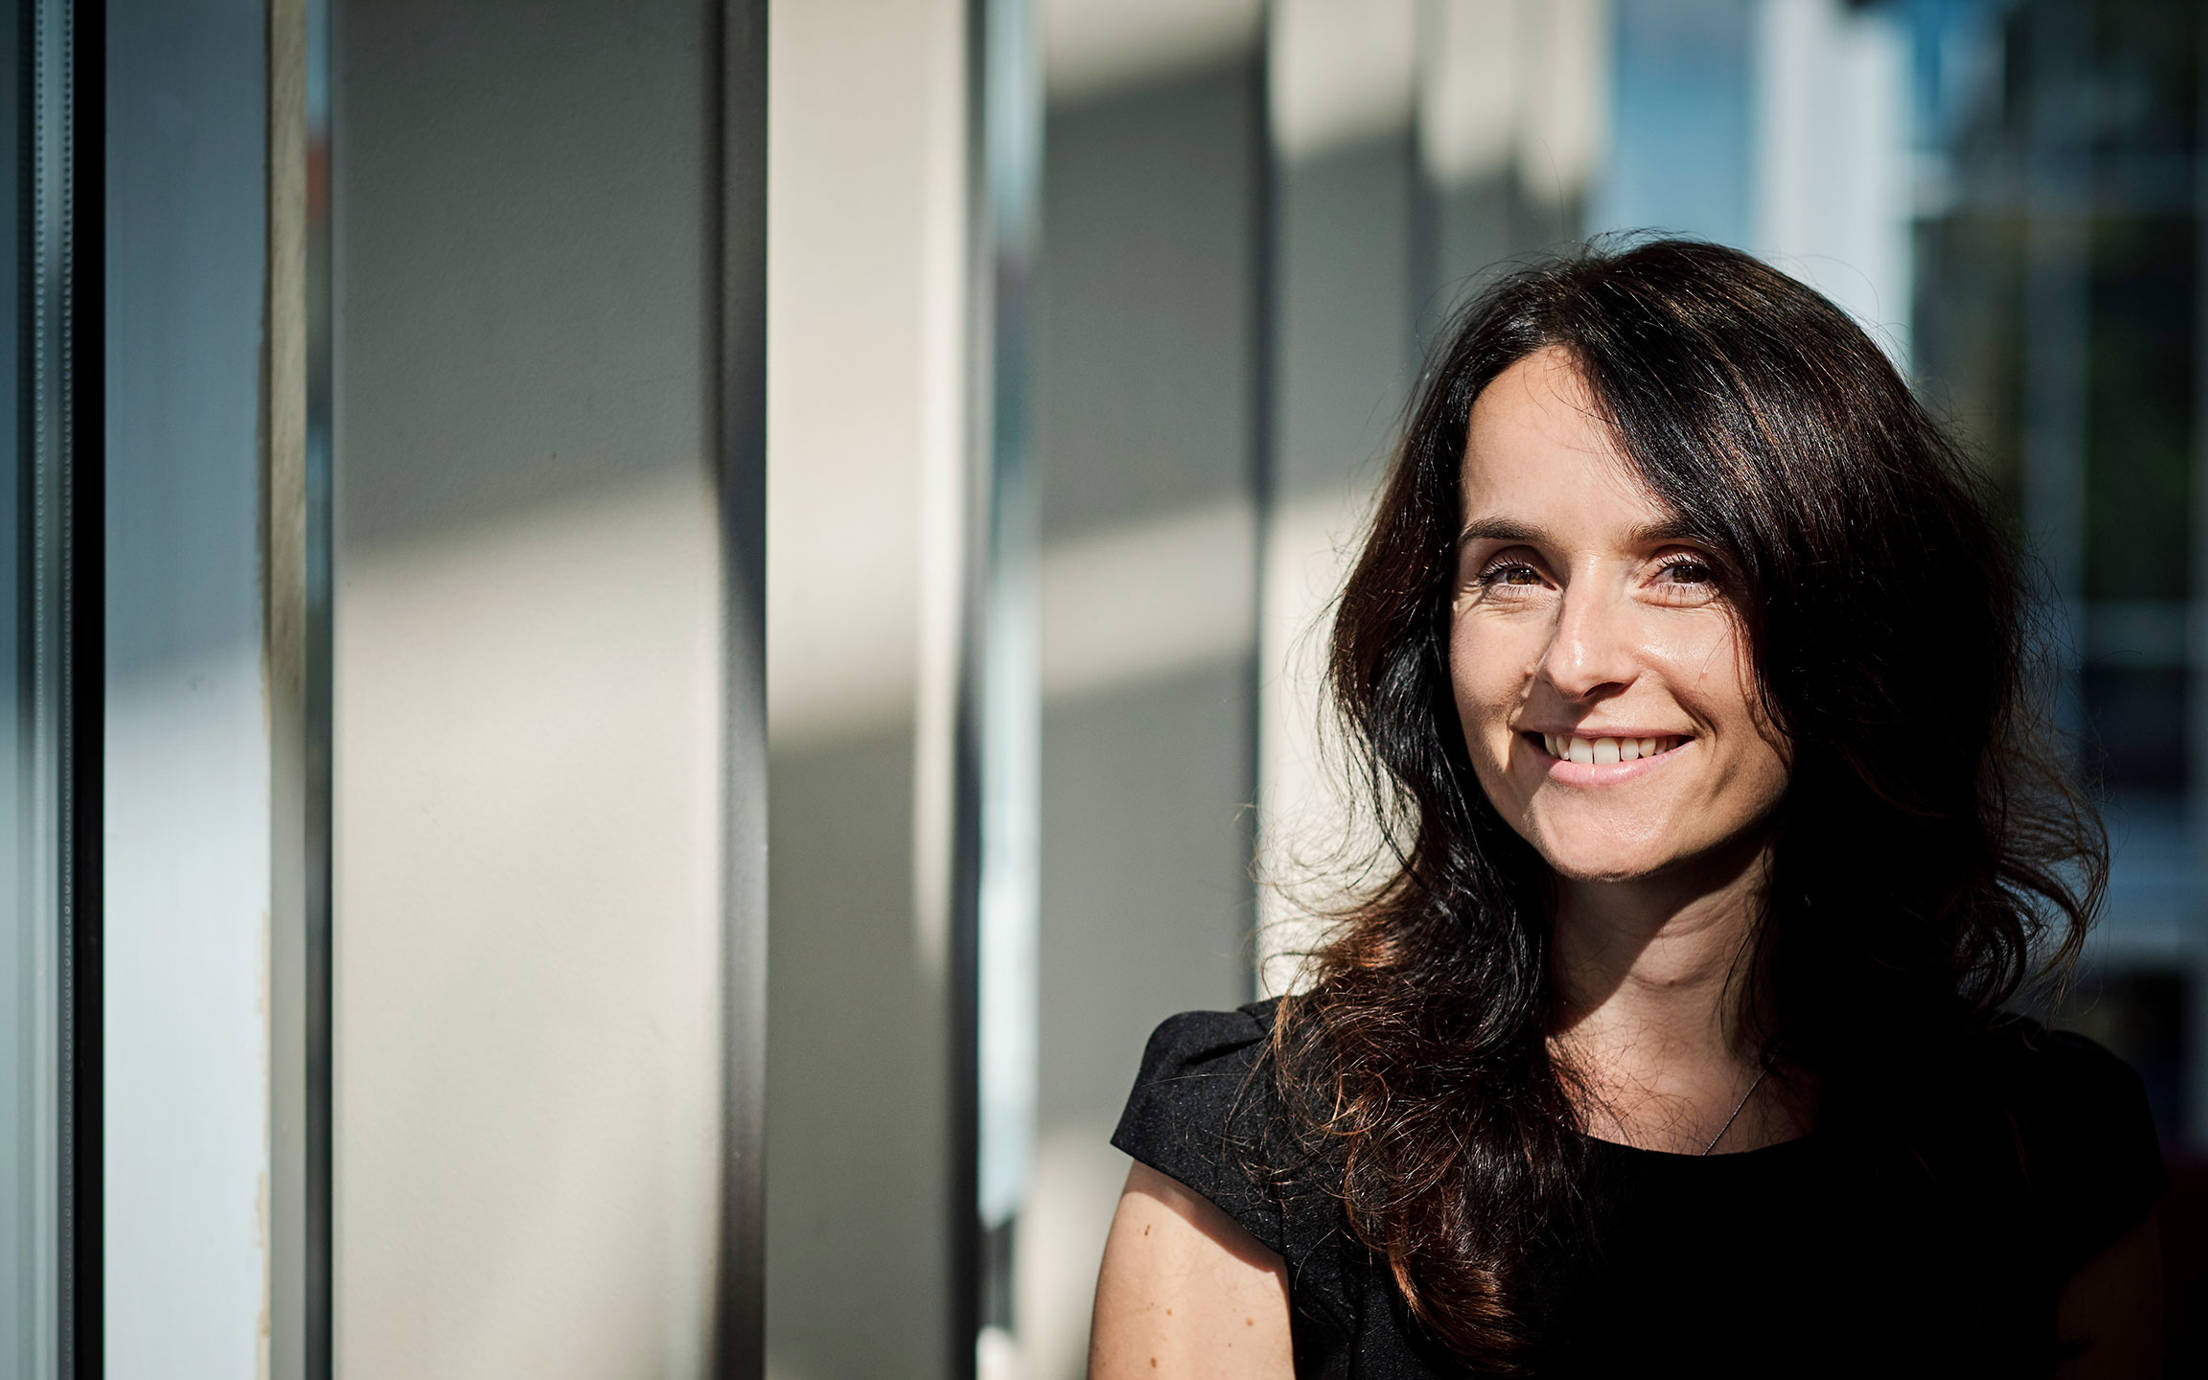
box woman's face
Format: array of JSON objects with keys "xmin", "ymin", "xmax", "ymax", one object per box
[{"xmin": 1449, "ymin": 346, "xmax": 1790, "ymax": 884}]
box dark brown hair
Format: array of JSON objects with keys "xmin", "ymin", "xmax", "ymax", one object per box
[{"xmin": 1263, "ymin": 236, "xmax": 2106, "ymax": 1369}]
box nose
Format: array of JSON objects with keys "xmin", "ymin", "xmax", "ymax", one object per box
[{"xmin": 1538, "ymin": 579, "xmax": 1641, "ymax": 702}]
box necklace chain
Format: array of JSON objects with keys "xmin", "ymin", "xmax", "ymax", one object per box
[{"xmin": 1701, "ymin": 1060, "xmax": 1772, "ymax": 1155}]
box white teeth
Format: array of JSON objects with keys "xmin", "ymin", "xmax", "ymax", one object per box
[{"xmin": 1538, "ymin": 733, "xmax": 1687, "ymax": 763}]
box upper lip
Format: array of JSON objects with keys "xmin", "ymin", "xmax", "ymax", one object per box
[{"xmin": 1521, "ymin": 727, "xmax": 1693, "ymax": 739}]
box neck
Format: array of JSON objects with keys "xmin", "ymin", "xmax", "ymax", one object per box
[{"xmin": 1547, "ymin": 830, "xmax": 1774, "ymax": 1073}]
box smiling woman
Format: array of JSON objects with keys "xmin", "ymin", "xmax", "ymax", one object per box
[
  {"xmin": 1088, "ymin": 239, "xmax": 2168, "ymax": 1378},
  {"xmin": 1451, "ymin": 346, "xmax": 1792, "ymax": 895}
]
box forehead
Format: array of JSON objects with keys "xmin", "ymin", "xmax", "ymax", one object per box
[{"xmin": 1459, "ymin": 346, "xmax": 1656, "ymax": 520}]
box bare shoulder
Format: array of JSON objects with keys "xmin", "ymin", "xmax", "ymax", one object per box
[{"xmin": 1088, "ymin": 1160, "xmax": 1295, "ymax": 1379}]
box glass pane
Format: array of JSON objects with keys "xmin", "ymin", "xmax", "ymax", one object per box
[
  {"xmin": 7, "ymin": 0, "xmax": 60, "ymax": 1372},
  {"xmin": 2004, "ymin": 0, "xmax": 2097, "ymax": 155},
  {"xmin": 2059, "ymin": 967, "xmax": 2186, "ymax": 1145},
  {"xmin": 2085, "ymin": 215, "xmax": 2194, "ymax": 602},
  {"xmin": 0, "ymin": 2, "xmax": 29, "ymax": 1363},
  {"xmin": 2081, "ymin": 663, "xmax": 2188, "ymax": 796},
  {"xmin": 1912, "ymin": 212, "xmax": 2029, "ymax": 526},
  {"xmin": 2089, "ymin": 0, "xmax": 2200, "ymax": 157}
]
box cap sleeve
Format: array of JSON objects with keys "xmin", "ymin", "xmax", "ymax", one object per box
[
  {"xmin": 1110, "ymin": 1002, "xmax": 1290, "ymax": 1256},
  {"xmin": 2012, "ymin": 1028, "xmax": 2169, "ymax": 1276}
]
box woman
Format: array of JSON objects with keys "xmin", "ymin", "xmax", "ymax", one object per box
[{"xmin": 1089, "ymin": 238, "xmax": 2167, "ymax": 1377}]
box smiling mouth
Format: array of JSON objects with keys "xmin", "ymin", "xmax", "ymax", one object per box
[{"xmin": 1524, "ymin": 731, "xmax": 1691, "ymax": 765}]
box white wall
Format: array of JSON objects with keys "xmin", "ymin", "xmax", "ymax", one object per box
[
  {"xmin": 1026, "ymin": 32, "xmax": 1267, "ymax": 1375},
  {"xmin": 763, "ymin": 1, "xmax": 969, "ymax": 1376},
  {"xmin": 1752, "ymin": 0, "xmax": 1913, "ymax": 369},
  {"xmin": 1258, "ymin": 0, "xmax": 1422, "ymax": 994},
  {"xmin": 332, "ymin": 3, "xmax": 728, "ymax": 1374}
]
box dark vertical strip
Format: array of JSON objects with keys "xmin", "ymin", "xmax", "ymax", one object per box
[
  {"xmin": 302, "ymin": 0, "xmax": 334, "ymax": 1371},
  {"xmin": 1405, "ymin": 0, "xmax": 1439, "ymax": 366},
  {"xmin": 11, "ymin": 1, "xmax": 50, "ymax": 1362},
  {"xmin": 2019, "ymin": 2, "xmax": 2090, "ymax": 751},
  {"xmin": 947, "ymin": 486, "xmax": 984, "ymax": 1370},
  {"xmin": 950, "ymin": 1, "xmax": 988, "ymax": 1369},
  {"xmin": 13, "ymin": 2, "xmax": 25, "ymax": 591},
  {"xmin": 1243, "ymin": 44, "xmax": 1273, "ymax": 1007},
  {"xmin": 712, "ymin": 0, "xmax": 768, "ymax": 1376},
  {"xmin": 64, "ymin": 0, "xmax": 100, "ymax": 1374},
  {"xmin": 2192, "ymin": 0, "xmax": 2208, "ymax": 1156},
  {"xmin": 13, "ymin": 11, "xmax": 27, "ymax": 986}
]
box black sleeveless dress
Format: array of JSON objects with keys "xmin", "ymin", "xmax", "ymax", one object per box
[{"xmin": 1111, "ymin": 997, "xmax": 2168, "ymax": 1378}]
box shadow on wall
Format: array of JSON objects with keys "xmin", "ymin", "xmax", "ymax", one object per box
[{"xmin": 333, "ymin": 0, "xmax": 729, "ymax": 1373}]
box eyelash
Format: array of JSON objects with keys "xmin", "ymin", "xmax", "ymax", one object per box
[{"xmin": 1474, "ymin": 552, "xmax": 1718, "ymax": 591}]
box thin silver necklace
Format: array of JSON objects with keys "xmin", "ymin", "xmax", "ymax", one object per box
[{"xmin": 1701, "ymin": 1060, "xmax": 1772, "ymax": 1155}]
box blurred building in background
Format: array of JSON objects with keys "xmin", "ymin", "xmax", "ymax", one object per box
[{"xmin": 2, "ymin": 0, "xmax": 2201, "ymax": 1377}]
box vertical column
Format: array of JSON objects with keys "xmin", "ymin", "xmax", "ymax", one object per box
[
  {"xmin": 1752, "ymin": 0, "xmax": 1913, "ymax": 366},
  {"xmin": 763, "ymin": 1, "xmax": 967, "ymax": 1377},
  {"xmin": 2190, "ymin": 9, "xmax": 2208, "ymax": 1149},
  {"xmin": 0, "ymin": 0, "xmax": 40, "ymax": 1354},
  {"xmin": 60, "ymin": 0, "xmax": 98, "ymax": 1367},
  {"xmin": 1023, "ymin": 5, "xmax": 1268, "ymax": 1375},
  {"xmin": 964, "ymin": 0, "xmax": 1041, "ymax": 1374},
  {"xmin": 1259, "ymin": 0, "xmax": 1420, "ymax": 993},
  {"xmin": 719, "ymin": 4, "xmax": 770, "ymax": 1375},
  {"xmin": 332, "ymin": 2, "xmax": 732, "ymax": 1372},
  {"xmin": 265, "ymin": 1, "xmax": 329, "ymax": 1376},
  {"xmin": 6, "ymin": 4, "xmax": 72, "ymax": 1376},
  {"xmin": 2018, "ymin": 1, "xmax": 2091, "ymax": 748},
  {"xmin": 1415, "ymin": 0, "xmax": 1610, "ymax": 318}
]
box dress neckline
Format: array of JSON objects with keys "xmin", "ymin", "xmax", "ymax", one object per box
[{"xmin": 1577, "ymin": 1126, "xmax": 1818, "ymax": 1163}]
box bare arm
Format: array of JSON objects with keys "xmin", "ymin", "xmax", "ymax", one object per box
[
  {"xmin": 1088, "ymin": 1161, "xmax": 1296, "ymax": 1379},
  {"xmin": 2053, "ymin": 1209, "xmax": 2163, "ymax": 1380}
]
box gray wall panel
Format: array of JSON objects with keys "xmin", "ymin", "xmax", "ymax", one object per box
[{"xmin": 333, "ymin": 2, "xmax": 739, "ymax": 1373}]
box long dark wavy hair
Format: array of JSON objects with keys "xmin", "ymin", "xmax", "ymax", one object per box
[{"xmin": 1261, "ymin": 236, "xmax": 2107, "ymax": 1370}]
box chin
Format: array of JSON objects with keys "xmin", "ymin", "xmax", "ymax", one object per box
[
  {"xmin": 1524, "ymin": 816, "xmax": 1682, "ymax": 882},
  {"xmin": 1537, "ymin": 849, "xmax": 1678, "ymax": 884},
  {"xmin": 1530, "ymin": 812, "xmax": 1768, "ymax": 888}
]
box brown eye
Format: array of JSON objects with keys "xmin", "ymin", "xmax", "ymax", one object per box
[
  {"xmin": 1656, "ymin": 554, "xmax": 1717, "ymax": 585},
  {"xmin": 1477, "ymin": 561, "xmax": 1542, "ymax": 587}
]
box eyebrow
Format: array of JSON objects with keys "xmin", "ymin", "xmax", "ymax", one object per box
[{"xmin": 1454, "ymin": 515, "xmax": 1708, "ymax": 550}]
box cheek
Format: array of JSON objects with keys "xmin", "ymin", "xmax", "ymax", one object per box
[
  {"xmin": 1447, "ymin": 628, "xmax": 1522, "ymax": 748},
  {"xmin": 1447, "ymin": 629, "xmax": 1538, "ymax": 817},
  {"xmin": 1669, "ymin": 625, "xmax": 1791, "ymax": 796}
]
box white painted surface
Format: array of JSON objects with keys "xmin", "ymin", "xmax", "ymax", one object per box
[
  {"xmin": 1260, "ymin": 8, "xmax": 1424, "ymax": 993},
  {"xmin": 1753, "ymin": 0, "xmax": 1913, "ymax": 368},
  {"xmin": 1256, "ymin": 489, "xmax": 1387, "ymax": 996},
  {"xmin": 1041, "ymin": 0, "xmax": 1260, "ymax": 103},
  {"xmin": 333, "ymin": 3, "xmax": 726, "ymax": 1373},
  {"xmin": 335, "ymin": 481, "xmax": 723, "ymax": 1378},
  {"xmin": 773, "ymin": 500, "xmax": 1261, "ymax": 748},
  {"xmin": 764, "ymin": 1, "xmax": 969, "ymax": 1375},
  {"xmin": 1269, "ymin": 0, "xmax": 1416, "ymax": 160}
]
